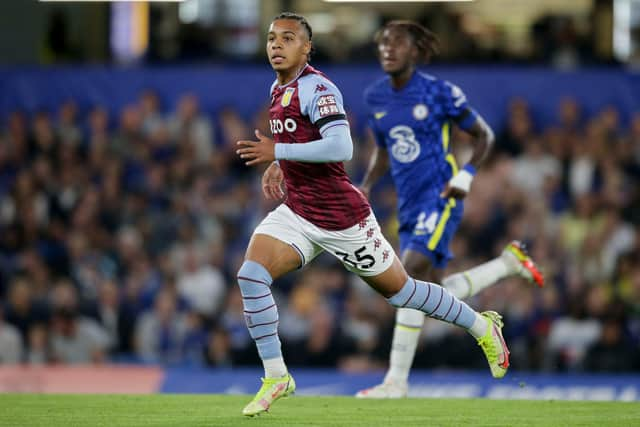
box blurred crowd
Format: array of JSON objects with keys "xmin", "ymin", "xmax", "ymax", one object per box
[{"xmin": 0, "ymin": 88, "xmax": 639, "ymax": 374}]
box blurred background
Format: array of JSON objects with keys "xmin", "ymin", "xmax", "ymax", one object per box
[{"xmin": 0, "ymin": 0, "xmax": 639, "ymax": 397}]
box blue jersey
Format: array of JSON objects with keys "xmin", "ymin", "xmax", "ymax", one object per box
[{"xmin": 364, "ymin": 71, "xmax": 478, "ymax": 229}]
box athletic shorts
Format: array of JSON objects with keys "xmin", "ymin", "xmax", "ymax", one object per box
[
  {"xmin": 398, "ymin": 197, "xmax": 464, "ymax": 269},
  {"xmin": 253, "ymin": 204, "xmax": 395, "ymax": 277}
]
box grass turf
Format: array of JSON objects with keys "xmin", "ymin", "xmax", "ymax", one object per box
[{"xmin": 0, "ymin": 394, "xmax": 638, "ymax": 427}]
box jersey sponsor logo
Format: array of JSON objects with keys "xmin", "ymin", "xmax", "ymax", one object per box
[
  {"xmin": 281, "ymin": 87, "xmax": 296, "ymax": 107},
  {"xmin": 389, "ymin": 125, "xmax": 420, "ymax": 163},
  {"xmin": 317, "ymin": 94, "xmax": 340, "ymax": 117},
  {"xmin": 315, "ymin": 84, "xmax": 327, "ymax": 93},
  {"xmin": 374, "ymin": 111, "xmax": 387, "ymax": 119},
  {"xmin": 270, "ymin": 118, "xmax": 297, "ymax": 134},
  {"xmin": 413, "ymin": 104, "xmax": 429, "ymax": 120}
]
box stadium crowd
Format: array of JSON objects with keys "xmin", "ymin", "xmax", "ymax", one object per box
[{"xmin": 0, "ymin": 89, "xmax": 638, "ymax": 373}]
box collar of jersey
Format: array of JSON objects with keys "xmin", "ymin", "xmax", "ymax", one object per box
[
  {"xmin": 277, "ymin": 63, "xmax": 310, "ymax": 88},
  {"xmin": 390, "ymin": 70, "xmax": 419, "ymax": 93}
]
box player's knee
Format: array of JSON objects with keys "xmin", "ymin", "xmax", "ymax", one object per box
[
  {"xmin": 402, "ymin": 253, "xmax": 433, "ymax": 279},
  {"xmin": 386, "ymin": 277, "xmax": 416, "ymax": 307},
  {"xmin": 404, "ymin": 263, "xmax": 425, "ymax": 278},
  {"xmin": 237, "ymin": 260, "xmax": 273, "ymax": 295}
]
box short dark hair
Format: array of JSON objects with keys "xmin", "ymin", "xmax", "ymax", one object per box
[
  {"xmin": 273, "ymin": 12, "xmax": 313, "ymax": 40},
  {"xmin": 375, "ymin": 20, "xmax": 440, "ymax": 62},
  {"xmin": 272, "ymin": 12, "xmax": 314, "ymax": 60}
]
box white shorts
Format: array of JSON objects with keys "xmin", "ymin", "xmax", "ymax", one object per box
[{"xmin": 253, "ymin": 204, "xmax": 395, "ymax": 277}]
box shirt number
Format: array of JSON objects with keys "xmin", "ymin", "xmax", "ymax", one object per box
[
  {"xmin": 415, "ymin": 211, "xmax": 439, "ymax": 234},
  {"xmin": 335, "ymin": 246, "xmax": 376, "ymax": 269}
]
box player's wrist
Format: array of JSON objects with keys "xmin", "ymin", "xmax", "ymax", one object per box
[
  {"xmin": 462, "ymin": 163, "xmax": 476, "ymax": 176},
  {"xmin": 449, "ymin": 167, "xmax": 474, "ymax": 192},
  {"xmin": 274, "ymin": 143, "xmax": 287, "ymax": 160}
]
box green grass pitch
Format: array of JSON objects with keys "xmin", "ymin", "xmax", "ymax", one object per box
[{"xmin": 0, "ymin": 394, "xmax": 638, "ymax": 426}]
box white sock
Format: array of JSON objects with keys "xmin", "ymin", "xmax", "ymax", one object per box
[
  {"xmin": 442, "ymin": 256, "xmax": 514, "ymax": 299},
  {"xmin": 384, "ymin": 308, "xmax": 424, "ymax": 384},
  {"xmin": 468, "ymin": 312, "xmax": 489, "ymax": 339},
  {"xmin": 263, "ymin": 356, "xmax": 287, "ymax": 378}
]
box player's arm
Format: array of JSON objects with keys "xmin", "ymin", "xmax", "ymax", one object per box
[
  {"xmin": 460, "ymin": 114, "xmax": 494, "ymax": 170},
  {"xmin": 274, "ymin": 120, "xmax": 352, "ymax": 162},
  {"xmin": 441, "ymin": 82, "xmax": 495, "ymax": 199},
  {"xmin": 236, "ymin": 122, "xmax": 352, "ymax": 165},
  {"xmin": 360, "ymin": 132, "xmax": 390, "ymax": 199},
  {"xmin": 275, "ymin": 76, "xmax": 353, "ymax": 162},
  {"xmin": 441, "ymin": 113, "xmax": 494, "ymax": 199}
]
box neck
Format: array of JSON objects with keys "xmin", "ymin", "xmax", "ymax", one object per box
[
  {"xmin": 389, "ymin": 67, "xmax": 414, "ymax": 90},
  {"xmin": 276, "ymin": 62, "xmax": 307, "ymax": 85}
]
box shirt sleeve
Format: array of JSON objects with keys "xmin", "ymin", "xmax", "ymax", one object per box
[
  {"xmin": 368, "ymin": 115, "xmax": 386, "ymax": 148},
  {"xmin": 299, "ymin": 75, "xmax": 347, "ymax": 128},
  {"xmin": 274, "ymin": 121, "xmax": 352, "ymax": 163},
  {"xmin": 363, "ymin": 87, "xmax": 387, "ymax": 148},
  {"xmin": 444, "ymin": 81, "xmax": 478, "ymax": 131}
]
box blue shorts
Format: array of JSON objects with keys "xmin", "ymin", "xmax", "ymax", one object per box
[{"xmin": 398, "ymin": 197, "xmax": 464, "ymax": 269}]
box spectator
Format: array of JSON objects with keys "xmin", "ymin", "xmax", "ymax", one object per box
[
  {"xmin": 26, "ymin": 323, "xmax": 49, "ymax": 364},
  {"xmin": 134, "ymin": 288, "xmax": 189, "ymax": 363},
  {"xmin": 49, "ymin": 306, "xmax": 110, "ymax": 364},
  {"xmin": 175, "ymin": 243, "xmax": 227, "ymax": 319},
  {"xmin": 4, "ymin": 277, "xmax": 49, "ymax": 345},
  {"xmin": 138, "ymin": 89, "xmax": 165, "ymax": 137},
  {"xmin": 545, "ymin": 299, "xmax": 602, "ymax": 371},
  {"xmin": 511, "ymin": 137, "xmax": 561, "ymax": 197},
  {"xmin": 0, "ymin": 306, "xmax": 23, "ymax": 363},
  {"xmin": 48, "ymin": 280, "xmax": 111, "ymax": 363},
  {"xmin": 86, "ymin": 278, "xmax": 135, "ymax": 354},
  {"xmin": 584, "ymin": 316, "xmax": 640, "ymax": 372},
  {"xmin": 167, "ymin": 93, "xmax": 214, "ymax": 164},
  {"xmin": 56, "ymin": 100, "xmax": 82, "ymax": 146}
]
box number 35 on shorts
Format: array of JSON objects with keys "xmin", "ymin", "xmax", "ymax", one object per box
[{"xmin": 335, "ymin": 246, "xmax": 375, "ymax": 269}]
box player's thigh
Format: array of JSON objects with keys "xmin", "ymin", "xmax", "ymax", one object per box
[
  {"xmin": 314, "ymin": 212, "xmax": 395, "ymax": 276},
  {"xmin": 310, "ymin": 211, "xmax": 405, "ymax": 297},
  {"xmin": 245, "ymin": 234, "xmax": 301, "ymax": 280},
  {"xmin": 248, "ymin": 204, "xmax": 323, "ymax": 280}
]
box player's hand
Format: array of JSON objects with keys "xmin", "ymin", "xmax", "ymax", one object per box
[
  {"xmin": 440, "ymin": 183, "xmax": 468, "ymax": 199},
  {"xmin": 441, "ymin": 165, "xmax": 475, "ymax": 199},
  {"xmin": 236, "ymin": 129, "xmax": 276, "ymax": 166},
  {"xmin": 262, "ymin": 162, "xmax": 285, "ymax": 200}
]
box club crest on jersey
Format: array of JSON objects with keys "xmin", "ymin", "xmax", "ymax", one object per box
[
  {"xmin": 281, "ymin": 87, "xmax": 296, "ymax": 107},
  {"xmin": 413, "ymin": 104, "xmax": 429, "ymax": 120}
]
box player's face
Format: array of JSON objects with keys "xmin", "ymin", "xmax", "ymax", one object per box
[
  {"xmin": 267, "ymin": 20, "xmax": 311, "ymax": 73},
  {"xmin": 377, "ymin": 27, "xmax": 417, "ymax": 75}
]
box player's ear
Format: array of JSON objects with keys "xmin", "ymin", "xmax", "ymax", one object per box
[{"xmin": 303, "ymin": 40, "xmax": 312, "ymax": 57}]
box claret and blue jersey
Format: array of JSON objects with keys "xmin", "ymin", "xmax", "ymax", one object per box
[{"xmin": 364, "ymin": 71, "xmax": 479, "ymax": 267}]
